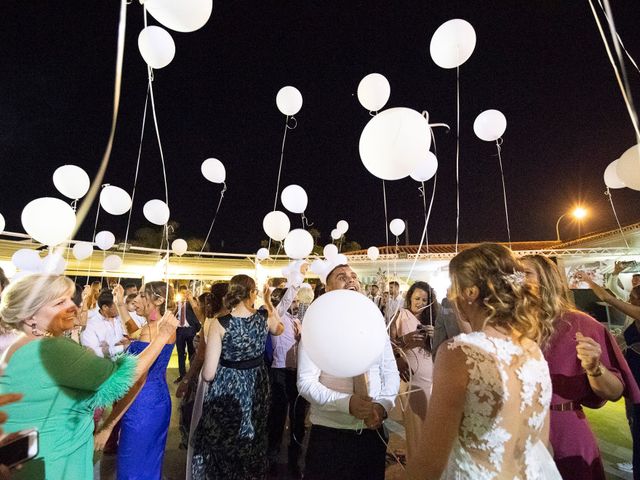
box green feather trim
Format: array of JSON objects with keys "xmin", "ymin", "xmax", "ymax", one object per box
[{"xmin": 90, "ymin": 354, "xmax": 137, "ymax": 409}]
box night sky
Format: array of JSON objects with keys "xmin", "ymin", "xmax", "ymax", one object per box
[{"xmin": 1, "ymin": 1, "xmax": 639, "ymax": 254}]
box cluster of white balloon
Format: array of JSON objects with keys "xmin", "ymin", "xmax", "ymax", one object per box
[
  {"xmin": 330, "ymin": 220, "xmax": 349, "ymax": 241},
  {"xmin": 604, "ymin": 145, "xmax": 640, "ymax": 191}
]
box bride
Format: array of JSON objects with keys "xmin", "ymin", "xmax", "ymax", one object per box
[{"xmin": 409, "ymin": 243, "xmax": 561, "ymax": 479}]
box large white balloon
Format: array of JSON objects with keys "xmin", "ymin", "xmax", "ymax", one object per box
[
  {"xmin": 302, "ymin": 289, "xmax": 388, "ymax": 377},
  {"xmin": 21, "ymin": 197, "xmax": 76, "ymax": 246},
  {"xmin": 138, "ymin": 26, "xmax": 176, "ymax": 69},
  {"xmin": 52, "ymin": 165, "xmax": 90, "ymax": 200},
  {"xmin": 276, "ymin": 86, "xmax": 303, "ymax": 116},
  {"xmin": 604, "ymin": 160, "xmax": 626, "ymax": 189},
  {"xmin": 389, "ymin": 218, "xmax": 406, "ymax": 236},
  {"xmin": 323, "ymin": 243, "xmax": 339, "ymax": 260},
  {"xmin": 100, "ymin": 186, "xmax": 132, "ymax": 215},
  {"xmin": 616, "ymin": 145, "xmax": 640, "ymax": 191},
  {"xmin": 357, "ymin": 73, "xmax": 391, "ymax": 112},
  {"xmin": 284, "ymin": 229, "xmax": 314, "ymax": 259},
  {"xmin": 256, "ymin": 247, "xmax": 270, "ymax": 261},
  {"xmin": 201, "ymin": 158, "xmax": 226, "ymax": 184},
  {"xmin": 171, "ymin": 239, "xmax": 188, "ymax": 256},
  {"xmin": 359, "ymin": 107, "xmax": 431, "ymax": 180},
  {"xmin": 330, "ymin": 228, "xmax": 342, "ymax": 240},
  {"xmin": 430, "ymin": 19, "xmax": 477, "ymax": 69},
  {"xmin": 144, "ymin": 0, "xmax": 212, "ymax": 33},
  {"xmin": 12, "ymin": 249, "xmax": 42, "ymax": 272},
  {"xmin": 281, "ymin": 185, "xmax": 308, "ymax": 214},
  {"xmin": 310, "ymin": 258, "xmax": 324, "ymax": 274},
  {"xmin": 410, "ymin": 151, "xmax": 438, "ymax": 182},
  {"xmin": 367, "ymin": 246, "xmax": 380, "ymax": 261},
  {"xmin": 95, "ymin": 231, "xmax": 116, "ymax": 251},
  {"xmin": 143, "ymin": 199, "xmax": 170, "ymax": 225},
  {"xmin": 473, "ymin": 110, "xmax": 507, "ymax": 141},
  {"xmin": 336, "ymin": 220, "xmax": 349, "ymax": 235},
  {"xmin": 263, "ymin": 211, "xmax": 291, "ymax": 241},
  {"xmin": 0, "ymin": 213, "xmax": 4, "ymax": 233},
  {"xmin": 42, "ymin": 253, "xmax": 66, "ymax": 275},
  {"xmin": 72, "ymin": 241, "xmax": 94, "ymax": 260},
  {"xmin": 103, "ymin": 254, "xmax": 123, "ymax": 271}
]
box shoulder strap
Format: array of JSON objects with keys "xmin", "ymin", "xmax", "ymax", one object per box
[{"xmin": 217, "ymin": 314, "xmax": 232, "ymax": 329}]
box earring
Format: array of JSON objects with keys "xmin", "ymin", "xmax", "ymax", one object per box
[
  {"xmin": 31, "ymin": 323, "xmax": 43, "ymax": 337},
  {"xmin": 468, "ymin": 301, "xmax": 473, "ymax": 305}
]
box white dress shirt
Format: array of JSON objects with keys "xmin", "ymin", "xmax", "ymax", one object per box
[
  {"xmin": 81, "ymin": 313, "xmax": 126, "ymax": 359},
  {"xmin": 128, "ymin": 310, "xmax": 146, "ymax": 329},
  {"xmin": 297, "ymin": 336, "xmax": 399, "ymax": 430},
  {"xmin": 385, "ymin": 294, "xmax": 404, "ymax": 323},
  {"xmin": 272, "ymin": 285, "xmax": 301, "ymax": 369}
]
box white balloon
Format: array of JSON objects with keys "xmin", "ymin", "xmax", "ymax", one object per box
[
  {"xmin": 138, "ymin": 26, "xmax": 175, "ymax": 69},
  {"xmin": 335, "ymin": 254, "xmax": 348, "ymax": 265},
  {"xmin": 430, "ymin": 19, "xmax": 477, "ymax": 69},
  {"xmin": 144, "ymin": 0, "xmax": 212, "ymax": 33},
  {"xmin": 12, "ymin": 249, "xmax": 42, "ymax": 272},
  {"xmin": 103, "ymin": 254, "xmax": 123, "ymax": 271},
  {"xmin": 0, "ymin": 213, "xmax": 4, "ymax": 233},
  {"xmin": 616, "ymin": 145, "xmax": 640, "ymax": 191},
  {"xmin": 473, "ymin": 110, "xmax": 507, "ymax": 142},
  {"xmin": 100, "ymin": 186, "xmax": 132, "ymax": 215},
  {"xmin": 367, "ymin": 246, "xmax": 380, "ymax": 261},
  {"xmin": 281, "ymin": 185, "xmax": 308, "ymax": 214},
  {"xmin": 310, "ymin": 258, "xmax": 324, "ymax": 274},
  {"xmin": 52, "ymin": 165, "xmax": 90, "ymax": 200},
  {"xmin": 410, "ymin": 151, "xmax": 438, "ymax": 182},
  {"xmin": 389, "ymin": 218, "xmax": 405, "ymax": 236},
  {"xmin": 262, "ymin": 211, "xmax": 291, "ymax": 242},
  {"xmin": 21, "ymin": 197, "xmax": 76, "ymax": 246},
  {"xmin": 357, "ymin": 73, "xmax": 391, "ymax": 112},
  {"xmin": 604, "ymin": 160, "xmax": 626, "ymax": 189},
  {"xmin": 143, "ymin": 199, "xmax": 170, "ymax": 225},
  {"xmin": 323, "ymin": 243, "xmax": 339, "ymax": 260},
  {"xmin": 256, "ymin": 248, "xmax": 270, "ymax": 261},
  {"xmin": 276, "ymin": 86, "xmax": 303, "ymax": 116},
  {"xmin": 72, "ymin": 241, "xmax": 94, "ymax": 261},
  {"xmin": 95, "ymin": 231, "xmax": 116, "ymax": 251},
  {"xmin": 284, "ymin": 229, "xmax": 314, "ymax": 260},
  {"xmin": 172, "ymin": 239, "xmax": 188, "ymax": 256},
  {"xmin": 336, "ymin": 220, "xmax": 349, "ymax": 235},
  {"xmin": 331, "ymin": 228, "xmax": 342, "ymax": 240},
  {"xmin": 302, "ymin": 290, "xmax": 388, "ymax": 377},
  {"xmin": 359, "ymin": 107, "xmax": 431, "ymax": 180},
  {"xmin": 42, "ymin": 253, "xmax": 66, "ymax": 275},
  {"xmin": 201, "ymin": 158, "xmax": 226, "ymax": 184}
]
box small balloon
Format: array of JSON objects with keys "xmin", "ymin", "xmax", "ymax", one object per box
[
  {"xmin": 21, "ymin": 197, "xmax": 76, "ymax": 246},
  {"xmin": 95, "ymin": 231, "xmax": 116, "ymax": 251},
  {"xmin": 357, "ymin": 73, "xmax": 391, "ymax": 112},
  {"xmin": 323, "ymin": 244, "xmax": 339, "ymax": 260},
  {"xmin": 281, "ymin": 185, "xmax": 308, "ymax": 214},
  {"xmin": 103, "ymin": 254, "xmax": 123, "ymax": 271},
  {"xmin": 367, "ymin": 246, "xmax": 380, "ymax": 261},
  {"xmin": 336, "ymin": 220, "xmax": 349, "ymax": 235},
  {"xmin": 100, "ymin": 186, "xmax": 132, "ymax": 215},
  {"xmin": 72, "ymin": 242, "xmax": 94, "ymax": 261},
  {"xmin": 616, "ymin": 144, "xmax": 640, "ymax": 191},
  {"xmin": 256, "ymin": 248, "xmax": 270, "ymax": 261},
  {"xmin": 409, "ymin": 152, "xmax": 438, "ymax": 182},
  {"xmin": 12, "ymin": 249, "xmax": 42, "ymax": 272},
  {"xmin": 335, "ymin": 254, "xmax": 348, "ymax": 265},
  {"xmin": 172, "ymin": 239, "xmax": 188, "ymax": 256},
  {"xmin": 42, "ymin": 253, "xmax": 67, "ymax": 275},
  {"xmin": 276, "ymin": 86, "xmax": 303, "ymax": 116},
  {"xmin": 143, "ymin": 199, "xmax": 170, "ymax": 226},
  {"xmin": 284, "ymin": 229, "xmax": 314, "ymax": 260},
  {"xmin": 138, "ymin": 26, "xmax": 176, "ymax": 69},
  {"xmin": 330, "ymin": 228, "xmax": 342, "ymax": 240},
  {"xmin": 604, "ymin": 160, "xmax": 626, "ymax": 189},
  {"xmin": 473, "ymin": 110, "xmax": 507, "ymax": 142},
  {"xmin": 144, "ymin": 0, "xmax": 212, "ymax": 33},
  {"xmin": 310, "ymin": 258, "xmax": 324, "ymax": 274},
  {"xmin": 201, "ymin": 158, "xmax": 226, "ymax": 184},
  {"xmin": 389, "ymin": 218, "xmax": 405, "ymax": 236},
  {"xmin": 52, "ymin": 165, "xmax": 90, "ymax": 200},
  {"xmin": 262, "ymin": 211, "xmax": 291, "ymax": 242},
  {"xmin": 0, "ymin": 213, "xmax": 4, "ymax": 233},
  {"xmin": 430, "ymin": 19, "xmax": 477, "ymax": 69}
]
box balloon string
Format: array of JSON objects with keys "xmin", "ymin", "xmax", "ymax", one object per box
[
  {"xmin": 496, "ymin": 139, "xmax": 512, "ymax": 249},
  {"xmin": 70, "ymin": 0, "xmax": 127, "ymax": 242},
  {"xmin": 268, "ymin": 116, "xmax": 292, "ymax": 253},
  {"xmin": 85, "ymin": 203, "xmax": 102, "ymax": 285},
  {"xmin": 382, "ymin": 180, "xmax": 391, "ymax": 284},
  {"xmin": 596, "ymin": 0, "xmax": 640, "ymax": 76},
  {"xmin": 405, "ymin": 173, "xmax": 437, "ymax": 286},
  {"xmin": 455, "ymin": 62, "xmax": 461, "ymax": 253},
  {"xmin": 200, "ymin": 182, "xmax": 227, "ymax": 255},
  {"xmin": 604, "ymin": 187, "xmax": 630, "ymax": 248},
  {"xmin": 300, "ymin": 212, "xmax": 313, "ymax": 229},
  {"xmin": 587, "ymin": 0, "xmax": 640, "ymax": 141}
]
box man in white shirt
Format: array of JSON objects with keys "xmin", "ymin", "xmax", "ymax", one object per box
[
  {"xmin": 297, "ymin": 264, "xmax": 400, "ymax": 480},
  {"xmin": 384, "ymin": 280, "xmax": 404, "ymax": 324},
  {"xmin": 81, "ymin": 291, "xmax": 129, "ymax": 359}
]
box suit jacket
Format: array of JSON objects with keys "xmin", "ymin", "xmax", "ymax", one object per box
[{"xmin": 178, "ymin": 301, "xmax": 201, "ymax": 332}]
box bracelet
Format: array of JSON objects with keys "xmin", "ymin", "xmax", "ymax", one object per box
[{"xmin": 586, "ymin": 363, "xmax": 604, "ymax": 377}]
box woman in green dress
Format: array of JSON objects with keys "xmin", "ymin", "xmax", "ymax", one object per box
[{"xmin": 0, "ymin": 274, "xmax": 178, "ymax": 480}]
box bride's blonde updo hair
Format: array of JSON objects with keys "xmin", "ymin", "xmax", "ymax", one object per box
[{"xmin": 449, "ymin": 243, "xmax": 546, "ymax": 344}]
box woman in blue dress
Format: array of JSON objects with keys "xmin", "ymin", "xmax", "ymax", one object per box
[
  {"xmin": 94, "ymin": 281, "xmax": 176, "ymax": 480},
  {"xmin": 191, "ymin": 274, "xmax": 284, "ymax": 479}
]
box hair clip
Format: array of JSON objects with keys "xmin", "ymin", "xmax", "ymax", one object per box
[{"xmin": 503, "ymin": 270, "xmax": 526, "ymax": 287}]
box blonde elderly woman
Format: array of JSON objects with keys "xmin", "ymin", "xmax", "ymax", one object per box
[{"xmin": 0, "ymin": 274, "xmax": 178, "ymax": 480}]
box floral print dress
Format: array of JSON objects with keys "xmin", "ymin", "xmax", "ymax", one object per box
[{"xmin": 191, "ymin": 308, "xmax": 270, "ymax": 480}]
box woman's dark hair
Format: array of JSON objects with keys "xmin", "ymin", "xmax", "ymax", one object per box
[
  {"xmin": 405, "ymin": 281, "xmax": 439, "ymax": 326},
  {"xmin": 0, "ymin": 267, "xmax": 9, "ymax": 292},
  {"xmin": 223, "ymin": 275, "xmax": 256, "ymax": 310},
  {"xmin": 199, "ymin": 282, "xmax": 229, "ymax": 317},
  {"xmin": 270, "ymin": 288, "xmax": 287, "ymax": 308},
  {"xmin": 72, "ymin": 283, "xmax": 84, "ymax": 307},
  {"xmin": 144, "ymin": 281, "xmax": 175, "ymax": 315}
]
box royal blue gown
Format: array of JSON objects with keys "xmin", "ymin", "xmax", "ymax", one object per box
[{"xmin": 117, "ymin": 341, "xmax": 174, "ymax": 480}]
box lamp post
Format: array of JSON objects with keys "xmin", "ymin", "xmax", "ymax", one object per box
[{"xmin": 556, "ymin": 207, "xmax": 587, "ymax": 241}]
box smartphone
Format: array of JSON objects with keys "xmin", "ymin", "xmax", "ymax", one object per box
[{"xmin": 0, "ymin": 429, "xmax": 38, "ymax": 469}]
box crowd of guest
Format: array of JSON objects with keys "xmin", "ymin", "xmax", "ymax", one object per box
[{"xmin": 0, "ymin": 247, "xmax": 639, "ymax": 479}]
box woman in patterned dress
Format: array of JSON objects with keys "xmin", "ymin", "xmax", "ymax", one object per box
[{"xmin": 191, "ymin": 274, "xmax": 284, "ymax": 479}]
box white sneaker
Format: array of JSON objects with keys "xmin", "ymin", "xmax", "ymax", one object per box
[{"xmin": 617, "ymin": 462, "xmax": 633, "ymax": 473}]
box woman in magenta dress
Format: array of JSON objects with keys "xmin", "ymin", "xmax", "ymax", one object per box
[{"xmin": 522, "ymin": 255, "xmax": 640, "ymax": 479}]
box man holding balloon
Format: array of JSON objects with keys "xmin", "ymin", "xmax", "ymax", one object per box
[{"xmin": 297, "ymin": 262, "xmax": 400, "ymax": 480}]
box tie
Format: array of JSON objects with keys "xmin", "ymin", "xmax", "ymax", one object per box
[{"xmin": 180, "ymin": 303, "xmax": 186, "ymax": 327}]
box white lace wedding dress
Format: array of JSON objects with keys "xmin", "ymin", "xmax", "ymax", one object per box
[{"xmin": 442, "ymin": 332, "xmax": 561, "ymax": 480}]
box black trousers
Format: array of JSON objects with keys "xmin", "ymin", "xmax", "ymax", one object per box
[
  {"xmin": 303, "ymin": 424, "xmax": 387, "ymax": 480},
  {"xmin": 267, "ymin": 368, "xmax": 308, "ymax": 464},
  {"xmin": 175, "ymin": 326, "xmax": 196, "ymax": 377}
]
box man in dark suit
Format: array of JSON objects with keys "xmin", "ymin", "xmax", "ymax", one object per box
[{"xmin": 174, "ymin": 285, "xmax": 201, "ymax": 383}]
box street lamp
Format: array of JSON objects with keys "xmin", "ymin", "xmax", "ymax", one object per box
[{"xmin": 556, "ymin": 207, "xmax": 588, "ymax": 241}]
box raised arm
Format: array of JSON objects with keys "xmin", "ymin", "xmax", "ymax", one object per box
[
  {"xmin": 113, "ymin": 284, "xmax": 141, "ymax": 335},
  {"xmin": 578, "ymin": 271, "xmax": 640, "ymax": 321},
  {"xmin": 263, "ymin": 284, "xmax": 284, "ymax": 336}
]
